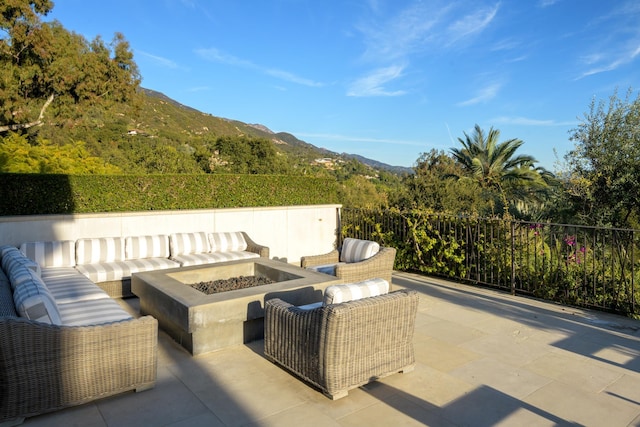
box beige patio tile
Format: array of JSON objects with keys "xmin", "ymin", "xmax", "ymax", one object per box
[
  {"xmin": 337, "ymin": 393, "xmax": 456, "ymax": 427},
  {"xmin": 95, "ymin": 366, "xmax": 212, "ymax": 427},
  {"xmin": 376, "ymin": 363, "xmax": 476, "ymax": 408},
  {"xmin": 417, "ymin": 318, "xmax": 487, "ymax": 345},
  {"xmin": 449, "ymin": 357, "xmax": 552, "ymax": 399},
  {"xmin": 414, "ymin": 336, "xmax": 482, "ymax": 372},
  {"xmin": 523, "ymin": 351, "xmax": 624, "ymax": 393},
  {"xmin": 524, "ymin": 380, "xmax": 640, "ymax": 427}
]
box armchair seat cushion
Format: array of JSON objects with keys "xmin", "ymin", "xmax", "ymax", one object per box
[{"xmin": 307, "ymin": 262, "xmax": 345, "ymax": 276}]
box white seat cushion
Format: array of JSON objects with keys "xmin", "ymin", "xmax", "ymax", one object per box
[
  {"xmin": 172, "ymin": 250, "xmax": 259, "ymax": 267},
  {"xmin": 323, "ymin": 278, "xmax": 390, "ymax": 305},
  {"xmin": 42, "ymin": 270, "xmax": 111, "ymax": 304},
  {"xmin": 340, "ymin": 238, "xmax": 380, "ymax": 263},
  {"xmin": 57, "ymin": 298, "xmax": 132, "ymax": 326}
]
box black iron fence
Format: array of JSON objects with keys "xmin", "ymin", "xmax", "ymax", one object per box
[{"xmin": 341, "ymin": 208, "xmax": 638, "ymax": 316}]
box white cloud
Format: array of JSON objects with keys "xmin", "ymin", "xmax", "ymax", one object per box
[
  {"xmin": 457, "ymin": 83, "xmax": 501, "ymax": 106},
  {"xmin": 446, "ymin": 4, "xmax": 499, "ymax": 45},
  {"xmin": 577, "ymin": 43, "xmax": 640, "ymax": 79},
  {"xmin": 347, "ymin": 65, "xmax": 406, "ymax": 97},
  {"xmin": 539, "ymin": 0, "xmax": 561, "ymax": 7},
  {"xmin": 295, "ymin": 132, "xmax": 425, "ymax": 147},
  {"xmin": 136, "ymin": 50, "xmax": 181, "ymax": 69},
  {"xmin": 491, "ymin": 116, "xmax": 577, "ymax": 126},
  {"xmin": 351, "ymin": 1, "xmax": 500, "ymax": 97},
  {"xmin": 195, "ymin": 47, "xmax": 323, "ymax": 87}
]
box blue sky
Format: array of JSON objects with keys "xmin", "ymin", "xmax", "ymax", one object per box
[{"xmin": 48, "ymin": 1, "xmax": 639, "ymax": 170}]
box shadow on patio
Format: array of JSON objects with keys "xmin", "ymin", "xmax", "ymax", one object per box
[{"xmin": 21, "ymin": 272, "xmax": 640, "ymax": 426}]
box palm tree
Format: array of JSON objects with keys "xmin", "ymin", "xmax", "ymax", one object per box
[{"xmin": 449, "ymin": 124, "xmax": 552, "ymax": 216}]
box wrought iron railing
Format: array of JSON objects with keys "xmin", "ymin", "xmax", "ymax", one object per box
[{"xmin": 340, "ymin": 209, "xmax": 638, "ymax": 316}]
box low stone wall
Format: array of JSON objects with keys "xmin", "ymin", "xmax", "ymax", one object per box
[{"xmin": 0, "ymin": 205, "xmax": 342, "ymax": 265}]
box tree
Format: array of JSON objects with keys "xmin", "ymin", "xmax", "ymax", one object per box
[
  {"xmin": 401, "ymin": 149, "xmax": 493, "ymax": 215},
  {"xmin": 0, "ymin": 1, "xmax": 141, "ymax": 134},
  {"xmin": 565, "ymin": 88, "xmax": 640, "ymax": 228},
  {"xmin": 449, "ymin": 125, "xmax": 551, "ymax": 217}
]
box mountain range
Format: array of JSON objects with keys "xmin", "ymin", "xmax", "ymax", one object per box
[{"xmin": 143, "ymin": 88, "xmax": 413, "ymax": 176}]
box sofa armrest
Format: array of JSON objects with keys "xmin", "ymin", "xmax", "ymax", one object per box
[
  {"xmin": 334, "ymin": 247, "xmax": 396, "ymax": 284},
  {"xmin": 241, "ymin": 232, "xmax": 270, "ymax": 258},
  {"xmin": 0, "ymin": 316, "xmax": 158, "ymax": 423},
  {"xmin": 264, "ymin": 298, "xmax": 325, "ymax": 388},
  {"xmin": 300, "ymin": 250, "xmax": 340, "ymax": 268}
]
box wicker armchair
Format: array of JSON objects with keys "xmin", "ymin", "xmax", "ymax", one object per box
[
  {"xmin": 300, "ymin": 238, "xmax": 396, "ymax": 284},
  {"xmin": 264, "ymin": 289, "xmax": 418, "ymax": 399}
]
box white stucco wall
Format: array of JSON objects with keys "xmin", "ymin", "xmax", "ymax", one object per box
[{"xmin": 0, "ymin": 205, "xmax": 342, "ymax": 265}]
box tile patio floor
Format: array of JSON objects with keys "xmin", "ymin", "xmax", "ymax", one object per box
[{"xmin": 21, "ymin": 272, "xmax": 640, "ymax": 426}]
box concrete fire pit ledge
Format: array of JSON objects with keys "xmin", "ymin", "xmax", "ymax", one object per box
[{"xmin": 131, "ymin": 258, "xmax": 341, "ymax": 355}]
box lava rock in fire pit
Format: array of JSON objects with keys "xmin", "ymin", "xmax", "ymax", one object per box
[{"xmin": 188, "ymin": 275, "xmax": 275, "ymax": 295}]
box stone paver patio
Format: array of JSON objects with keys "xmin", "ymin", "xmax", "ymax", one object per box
[{"xmin": 20, "ymin": 272, "xmax": 640, "ymax": 426}]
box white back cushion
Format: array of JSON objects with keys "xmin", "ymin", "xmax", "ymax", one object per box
[
  {"xmin": 20, "ymin": 240, "xmax": 76, "ymax": 268},
  {"xmin": 125, "ymin": 235, "xmax": 170, "ymax": 260},
  {"xmin": 76, "ymin": 237, "xmax": 125, "ymax": 265},
  {"xmin": 323, "ymin": 278, "xmax": 389, "ymax": 305},
  {"xmin": 209, "ymin": 232, "xmax": 248, "ymax": 252},
  {"xmin": 340, "ymin": 238, "xmax": 380, "ymax": 263},
  {"xmin": 169, "ymin": 232, "xmax": 210, "ymax": 256}
]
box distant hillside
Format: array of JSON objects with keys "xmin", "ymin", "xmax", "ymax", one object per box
[{"xmin": 142, "ymin": 88, "xmax": 413, "ymax": 175}]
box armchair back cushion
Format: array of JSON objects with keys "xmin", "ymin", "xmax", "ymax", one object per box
[
  {"xmin": 209, "ymin": 231, "xmax": 248, "ymax": 252},
  {"xmin": 340, "ymin": 238, "xmax": 380, "ymax": 263},
  {"xmin": 323, "ymin": 278, "xmax": 389, "ymax": 305},
  {"xmin": 20, "ymin": 240, "xmax": 76, "ymax": 268}
]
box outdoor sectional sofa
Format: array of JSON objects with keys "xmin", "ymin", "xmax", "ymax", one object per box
[{"xmin": 0, "ymin": 231, "xmax": 268, "ymax": 425}]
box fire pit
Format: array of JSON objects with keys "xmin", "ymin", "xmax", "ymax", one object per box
[{"xmin": 131, "ymin": 258, "xmax": 341, "ymax": 355}]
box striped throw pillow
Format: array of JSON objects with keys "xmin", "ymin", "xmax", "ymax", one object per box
[
  {"xmin": 209, "ymin": 232, "xmax": 248, "ymax": 252},
  {"xmin": 169, "ymin": 232, "xmax": 210, "ymax": 256},
  {"xmin": 2, "ymin": 246, "xmax": 41, "ymax": 276},
  {"xmin": 125, "ymin": 235, "xmax": 170, "ymax": 260},
  {"xmin": 20, "ymin": 240, "xmax": 76, "ymax": 268},
  {"xmin": 76, "ymin": 237, "xmax": 125, "ymax": 265},
  {"xmin": 322, "ymin": 278, "xmax": 390, "ymax": 305},
  {"xmin": 12, "ymin": 269, "xmax": 62, "ymax": 324},
  {"xmin": 340, "ymin": 238, "xmax": 380, "ymax": 263}
]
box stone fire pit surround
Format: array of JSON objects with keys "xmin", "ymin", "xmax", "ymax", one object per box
[{"xmin": 131, "ymin": 258, "xmax": 341, "ymax": 355}]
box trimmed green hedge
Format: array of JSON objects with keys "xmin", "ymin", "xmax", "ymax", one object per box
[{"xmin": 0, "ymin": 174, "xmax": 340, "ymax": 215}]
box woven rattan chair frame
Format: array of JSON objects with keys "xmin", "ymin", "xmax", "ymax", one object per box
[{"xmin": 264, "ymin": 289, "xmax": 418, "ymax": 399}]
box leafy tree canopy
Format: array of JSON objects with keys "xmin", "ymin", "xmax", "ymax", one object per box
[
  {"xmin": 0, "ymin": 0, "xmax": 140, "ymax": 133},
  {"xmin": 565, "ymin": 88, "xmax": 640, "ymax": 228}
]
